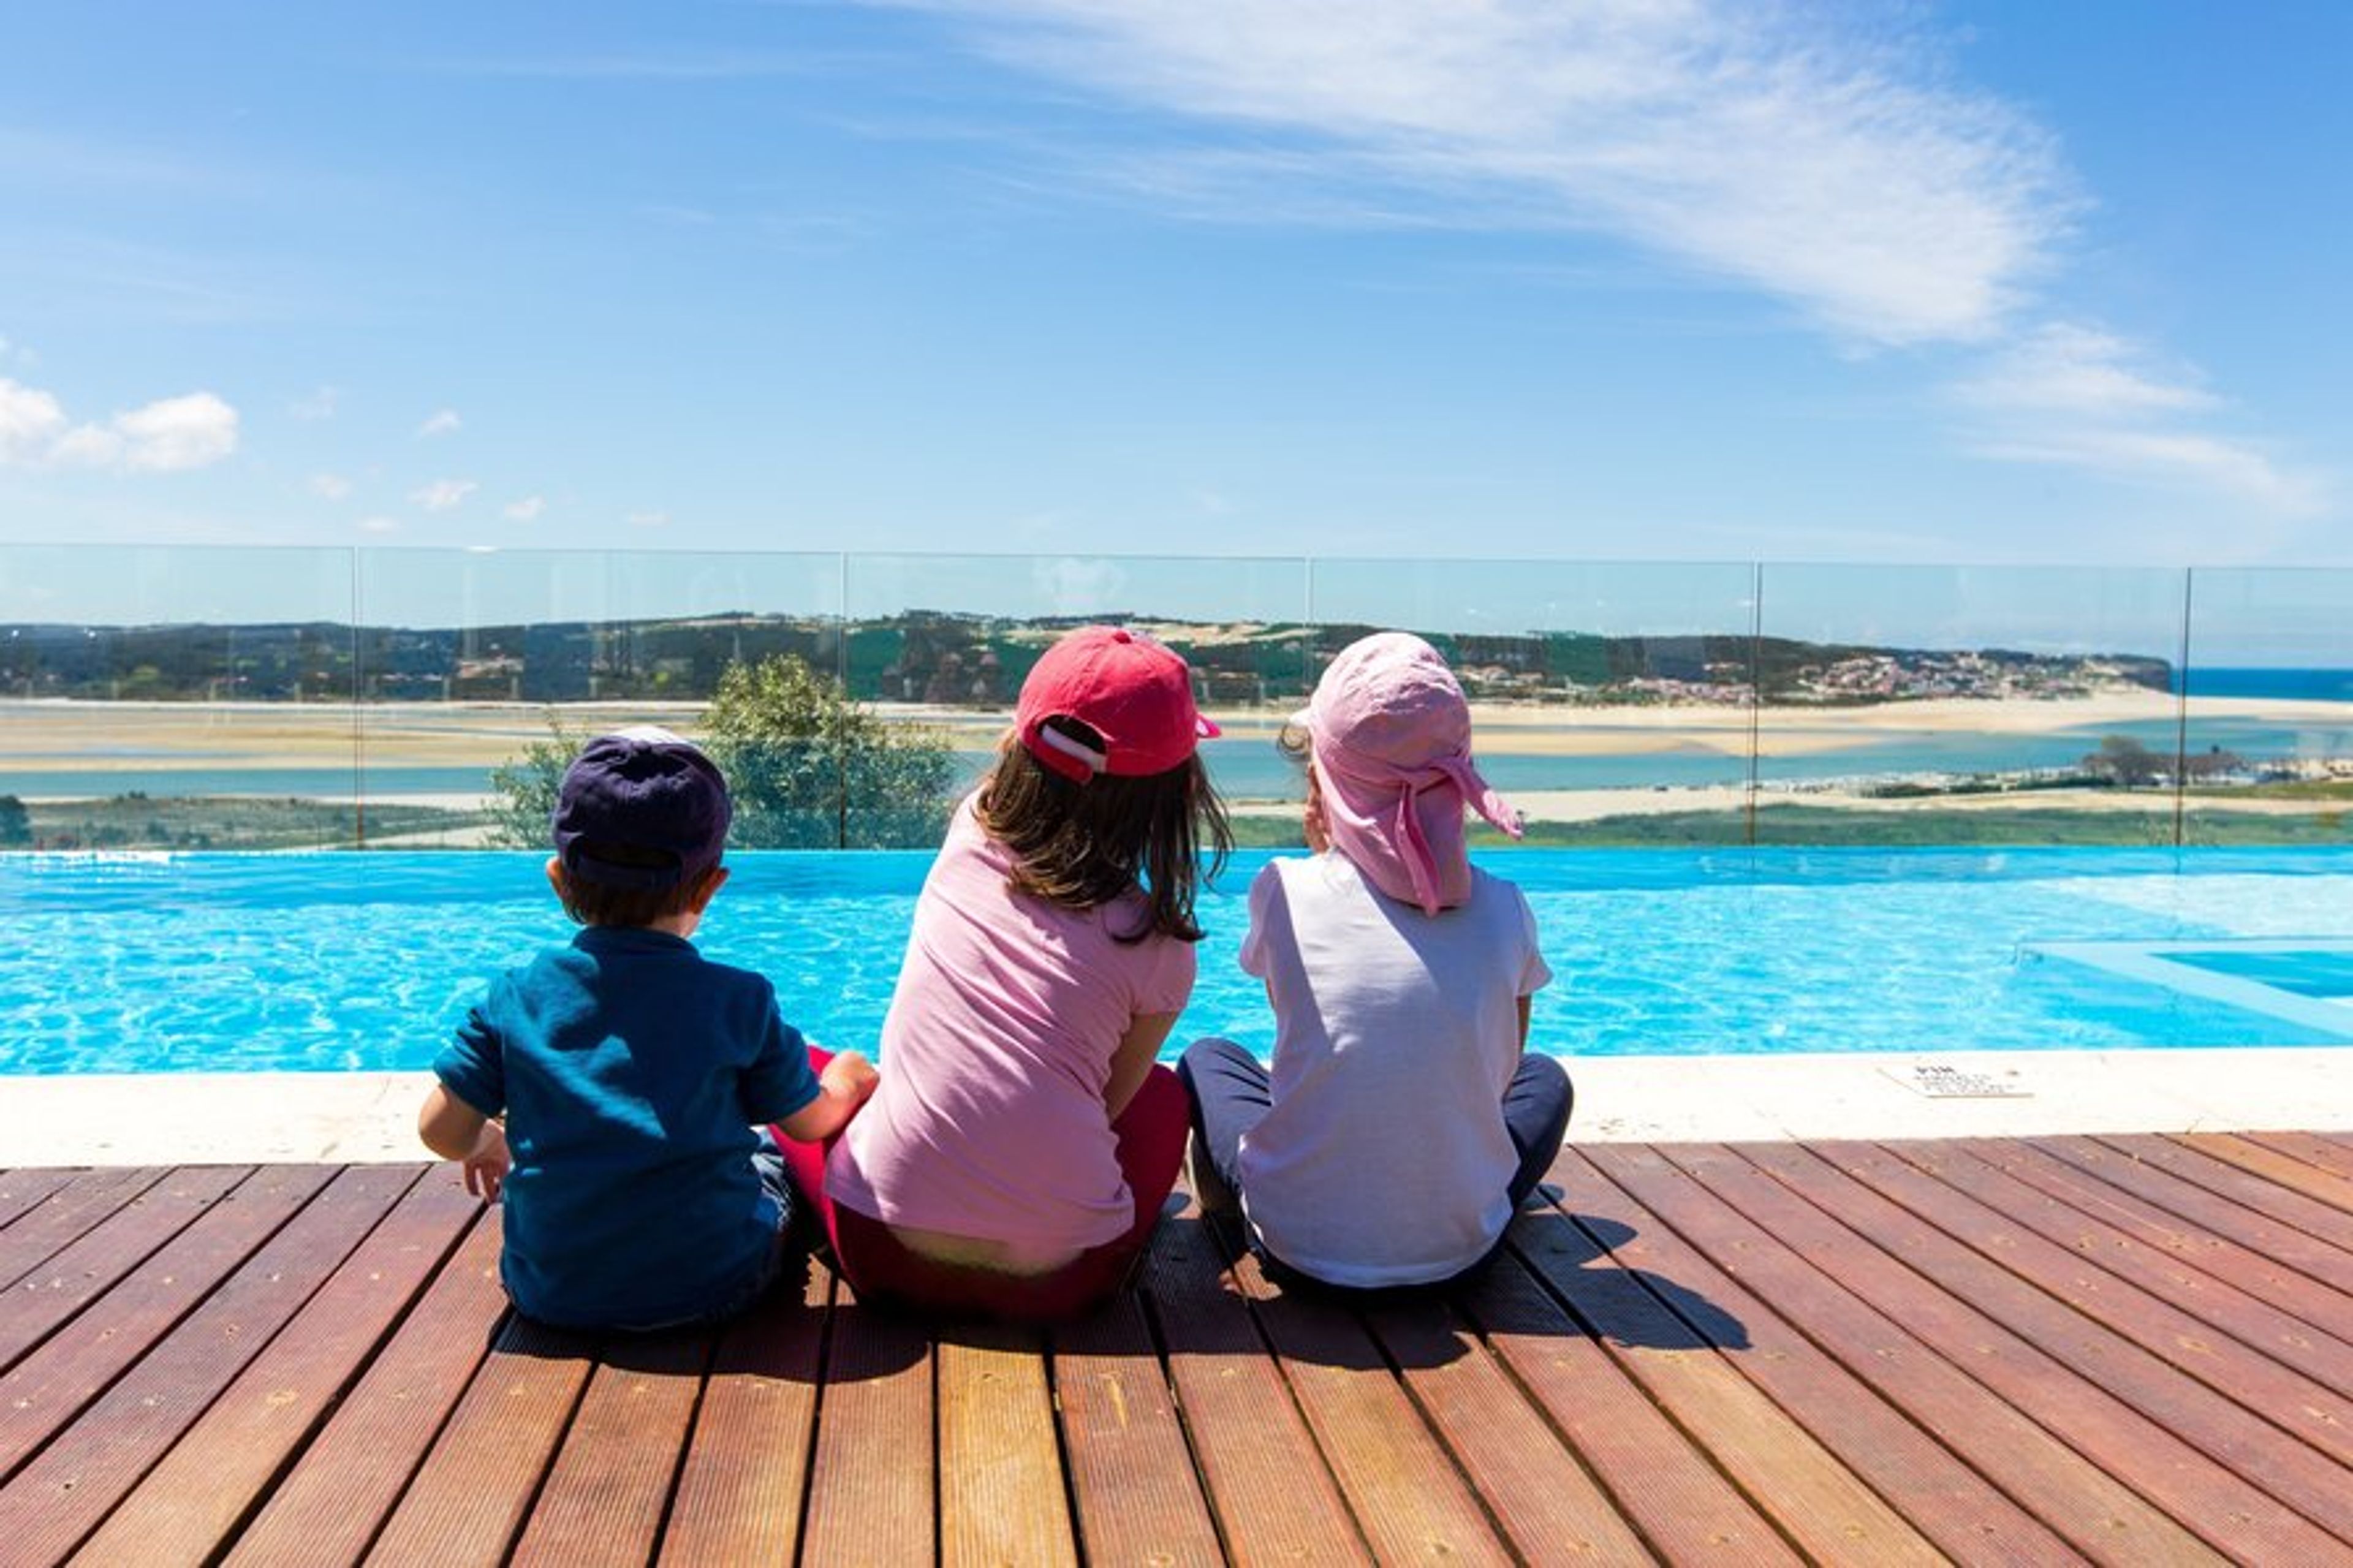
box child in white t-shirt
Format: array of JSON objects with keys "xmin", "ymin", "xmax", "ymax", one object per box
[{"xmin": 1178, "ymin": 632, "xmax": 1570, "ymax": 1289}]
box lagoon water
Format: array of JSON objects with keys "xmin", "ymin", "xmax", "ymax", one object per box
[{"xmin": 7, "ymin": 847, "xmax": 2353, "ymax": 1075}]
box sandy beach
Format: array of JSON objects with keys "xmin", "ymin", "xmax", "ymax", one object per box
[{"xmin": 4, "ymin": 694, "xmax": 2345, "ymax": 824}]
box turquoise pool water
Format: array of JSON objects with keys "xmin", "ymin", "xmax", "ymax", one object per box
[{"xmin": 5, "ymin": 848, "xmax": 2353, "ymax": 1074}]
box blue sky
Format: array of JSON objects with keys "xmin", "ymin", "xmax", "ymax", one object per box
[{"xmin": 2, "ymin": 1, "xmax": 2349, "ymax": 572}]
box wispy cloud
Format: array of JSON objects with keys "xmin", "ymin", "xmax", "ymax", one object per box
[
  {"xmin": 897, "ymin": 1, "xmax": 2314, "ymax": 509},
  {"xmin": 415, "ymin": 407, "xmax": 462, "ymax": 438},
  {"xmin": 410, "ymin": 478, "xmax": 477, "ymax": 512},
  {"xmin": 1951, "ymin": 324, "xmax": 2321, "ymax": 513},
  {"xmin": 896, "ymin": 0, "xmax": 2074, "ymax": 346},
  {"xmin": 309, "ymin": 472, "xmax": 354, "ymax": 501},
  {"xmin": 625, "ymin": 509, "xmax": 670, "ymax": 528},
  {"xmin": 288, "ymin": 385, "xmax": 339, "ymax": 420},
  {"xmin": 357, "ymin": 515, "xmax": 400, "ymax": 535},
  {"xmin": 503, "ymin": 494, "xmax": 545, "ymax": 521},
  {"xmin": 0, "ymin": 378, "xmax": 238, "ymax": 471}
]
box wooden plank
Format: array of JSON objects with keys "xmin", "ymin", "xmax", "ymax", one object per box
[
  {"xmin": 1050, "ymin": 1286, "xmax": 1225, "ymax": 1567},
  {"xmin": 1574, "ymin": 1143, "xmax": 2161, "ymax": 1566},
  {"xmin": 360, "ymin": 1314, "xmax": 599, "ymax": 1567},
  {"xmin": 1986, "ymin": 1137, "xmax": 2353, "ymax": 1333},
  {"xmin": 0, "ymin": 1165, "xmax": 246, "ymax": 1373},
  {"xmin": 798, "ymin": 1278, "xmax": 935, "ymax": 1568},
  {"xmin": 1512, "ymin": 1161, "xmax": 1946, "ymax": 1567},
  {"xmin": 1225, "ymin": 1246, "xmax": 1516, "ymax": 1567},
  {"xmin": 938, "ymin": 1322, "xmax": 1078, "ymax": 1568},
  {"xmin": 0, "ymin": 1170, "xmax": 79, "ymax": 1232},
  {"xmin": 69, "ymin": 1167, "xmax": 471, "ymax": 1568},
  {"xmin": 510, "ymin": 1329, "xmax": 712, "ymax": 1567},
  {"xmin": 656, "ymin": 1257, "xmax": 831, "ymax": 1566},
  {"xmin": 2099, "ymin": 1134, "xmax": 2353, "ymax": 1254},
  {"xmin": 1841, "ymin": 1138, "xmax": 2353, "ymax": 1475},
  {"xmin": 1360, "ymin": 1291, "xmax": 1658, "ymax": 1564},
  {"xmin": 2240, "ymin": 1131, "xmax": 2353, "ymax": 1186},
  {"xmin": 0, "ymin": 1164, "xmax": 332, "ymax": 1483},
  {"xmin": 1142, "ymin": 1211, "xmax": 1369, "ymax": 1566},
  {"xmin": 2040, "ymin": 1135, "xmax": 2353, "ymax": 1298},
  {"xmin": 220, "ymin": 1193, "xmax": 509, "ymax": 1568},
  {"xmin": 1473, "ymin": 1220, "xmax": 1802, "ymax": 1565},
  {"xmin": 0, "ymin": 1164, "xmax": 415, "ymax": 1566},
  {"xmin": 1900, "ymin": 1140, "xmax": 2353, "ymax": 1400},
  {"xmin": 1729, "ymin": 1140, "xmax": 2349, "ymax": 1560},
  {"xmin": 0, "ymin": 1167, "xmax": 167, "ymax": 1290},
  {"xmin": 2175, "ymin": 1132, "xmax": 2353, "ymax": 1214}
]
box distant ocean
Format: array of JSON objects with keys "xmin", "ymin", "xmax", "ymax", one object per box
[{"xmin": 2181, "ymin": 667, "xmax": 2353, "ymax": 702}]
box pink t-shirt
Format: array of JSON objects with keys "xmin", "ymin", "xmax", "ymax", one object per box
[{"xmin": 827, "ymin": 797, "xmax": 1196, "ymax": 1257}]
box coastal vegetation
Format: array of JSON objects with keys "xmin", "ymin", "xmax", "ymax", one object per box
[{"xmin": 0, "ymin": 612, "xmax": 2173, "ymax": 710}]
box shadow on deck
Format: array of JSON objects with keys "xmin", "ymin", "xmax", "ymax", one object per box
[{"xmin": 3, "ymin": 1133, "xmax": 2350, "ymax": 1564}]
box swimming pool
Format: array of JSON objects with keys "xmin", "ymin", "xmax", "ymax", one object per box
[{"xmin": 6, "ymin": 847, "xmax": 2353, "ymax": 1075}]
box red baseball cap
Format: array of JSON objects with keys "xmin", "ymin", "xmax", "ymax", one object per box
[{"xmin": 1015, "ymin": 626, "xmax": 1220, "ymax": 784}]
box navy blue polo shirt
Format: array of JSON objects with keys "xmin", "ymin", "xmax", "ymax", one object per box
[{"xmin": 434, "ymin": 925, "xmax": 820, "ymax": 1329}]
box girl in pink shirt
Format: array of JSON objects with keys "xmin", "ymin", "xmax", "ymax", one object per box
[{"xmin": 779, "ymin": 626, "xmax": 1230, "ymax": 1319}]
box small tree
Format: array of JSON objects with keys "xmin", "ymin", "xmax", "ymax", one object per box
[
  {"xmin": 482, "ymin": 719, "xmax": 584, "ymax": 849},
  {"xmin": 703, "ymin": 654, "xmax": 956, "ymax": 848},
  {"xmin": 0, "ymin": 794, "xmax": 30, "ymax": 847},
  {"xmin": 2080, "ymin": 734, "xmax": 2168, "ymax": 788},
  {"xmin": 482, "ymin": 656, "xmax": 957, "ymax": 852}
]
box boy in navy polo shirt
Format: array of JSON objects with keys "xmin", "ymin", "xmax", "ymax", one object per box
[{"xmin": 418, "ymin": 726, "xmax": 877, "ymax": 1331}]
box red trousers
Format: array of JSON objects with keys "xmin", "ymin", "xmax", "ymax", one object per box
[{"xmin": 776, "ymin": 1048, "xmax": 1188, "ymax": 1321}]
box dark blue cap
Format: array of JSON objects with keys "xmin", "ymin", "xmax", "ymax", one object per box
[{"xmin": 551, "ymin": 726, "xmax": 731, "ymax": 890}]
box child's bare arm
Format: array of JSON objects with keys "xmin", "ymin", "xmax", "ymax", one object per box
[
  {"xmin": 1105, "ymin": 1011, "xmax": 1180, "ymax": 1120},
  {"xmin": 418, "ymin": 1084, "xmax": 510, "ymax": 1202},
  {"xmin": 775, "ymin": 1049, "xmax": 879, "ymax": 1143}
]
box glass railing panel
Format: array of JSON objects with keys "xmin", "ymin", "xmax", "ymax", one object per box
[
  {"xmin": 0, "ymin": 543, "xmax": 364, "ymax": 850},
  {"xmin": 841, "ymin": 553, "xmax": 1313, "ymax": 848},
  {"xmin": 1305, "ymin": 559, "xmax": 1761, "ymax": 846},
  {"xmin": 2180, "ymin": 567, "xmax": 2353, "ymax": 847},
  {"xmin": 1756, "ymin": 564, "xmax": 2188, "ymax": 845},
  {"xmin": 355, "ymin": 547, "xmax": 846, "ymax": 850}
]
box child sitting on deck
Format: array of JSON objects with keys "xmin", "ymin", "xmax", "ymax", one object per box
[
  {"xmin": 1179, "ymin": 632, "xmax": 1571, "ymax": 1289},
  {"xmin": 417, "ymin": 727, "xmax": 876, "ymax": 1331},
  {"xmin": 778, "ymin": 626, "xmax": 1231, "ymax": 1320}
]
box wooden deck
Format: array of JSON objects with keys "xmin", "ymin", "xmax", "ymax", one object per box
[{"xmin": 3, "ymin": 1134, "xmax": 2350, "ymax": 1566}]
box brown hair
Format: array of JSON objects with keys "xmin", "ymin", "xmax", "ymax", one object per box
[
  {"xmin": 977, "ymin": 718, "xmax": 1230, "ymax": 943},
  {"xmin": 555, "ymin": 841, "xmax": 715, "ymax": 928}
]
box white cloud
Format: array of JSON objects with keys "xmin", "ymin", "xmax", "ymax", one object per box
[
  {"xmin": 309, "ymin": 472, "xmax": 354, "ymax": 501},
  {"xmin": 357, "ymin": 515, "xmax": 401, "ymax": 534},
  {"xmin": 112, "ymin": 392, "xmax": 239, "ymax": 470},
  {"xmin": 625, "ymin": 510, "xmax": 670, "ymax": 528},
  {"xmin": 416, "ymin": 408, "xmax": 463, "ymax": 438},
  {"xmin": 0, "ymin": 377, "xmax": 238, "ymax": 471},
  {"xmin": 909, "ymin": 0, "xmax": 2075, "ymax": 346},
  {"xmin": 411, "ymin": 478, "xmax": 478, "ymax": 512},
  {"xmin": 289, "ymin": 385, "xmax": 339, "ymax": 420},
  {"xmin": 1951, "ymin": 321, "xmax": 2320, "ymax": 513},
  {"xmin": 503, "ymin": 494, "xmax": 546, "ymax": 521}
]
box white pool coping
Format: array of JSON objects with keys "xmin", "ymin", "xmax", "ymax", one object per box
[{"xmin": 6, "ymin": 1048, "xmax": 2349, "ymax": 1167}]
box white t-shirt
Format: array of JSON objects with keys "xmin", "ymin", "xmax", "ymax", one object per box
[{"xmin": 1237, "ymin": 852, "xmax": 1552, "ymax": 1287}]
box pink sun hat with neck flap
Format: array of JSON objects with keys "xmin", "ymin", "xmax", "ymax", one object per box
[
  {"xmin": 1302, "ymin": 632, "xmax": 1521, "ymax": 915},
  {"xmin": 1016, "ymin": 625, "xmax": 1220, "ymax": 784}
]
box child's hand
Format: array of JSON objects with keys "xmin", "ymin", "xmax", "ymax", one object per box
[
  {"xmin": 462, "ymin": 1121, "xmax": 511, "ymax": 1203},
  {"xmin": 820, "ymin": 1049, "xmax": 881, "ymax": 1105}
]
